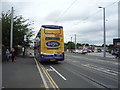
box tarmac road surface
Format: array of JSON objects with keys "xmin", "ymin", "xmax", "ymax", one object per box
[{"xmin": 2, "ymin": 53, "xmax": 119, "ymax": 89}]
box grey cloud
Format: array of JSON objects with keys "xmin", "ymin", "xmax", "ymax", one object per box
[
  {"xmin": 44, "ymin": 8, "xmax": 91, "ymax": 23},
  {"xmin": 1, "ymin": 0, "xmax": 118, "ymax": 45},
  {"xmin": 44, "ymin": 10, "xmax": 60, "ymax": 22},
  {"xmin": 64, "ymin": 18, "xmax": 117, "ymax": 45},
  {"xmin": 65, "ymin": 32, "xmax": 103, "ymax": 45}
]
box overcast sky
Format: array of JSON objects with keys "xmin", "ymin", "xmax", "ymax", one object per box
[{"xmin": 1, "ymin": 0, "xmax": 119, "ymax": 45}]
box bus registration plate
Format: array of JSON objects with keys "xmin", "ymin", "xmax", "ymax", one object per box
[{"xmin": 50, "ymin": 59, "xmax": 56, "ymax": 61}]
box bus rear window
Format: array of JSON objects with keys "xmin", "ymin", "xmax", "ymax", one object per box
[
  {"xmin": 46, "ymin": 37, "xmax": 60, "ymax": 40},
  {"xmin": 45, "ymin": 29, "xmax": 60, "ymax": 34}
]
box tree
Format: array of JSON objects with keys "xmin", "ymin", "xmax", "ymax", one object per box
[
  {"xmin": 65, "ymin": 42, "xmax": 75, "ymax": 52},
  {"xmin": 67, "ymin": 42, "xmax": 75, "ymax": 49},
  {"xmin": 85, "ymin": 44, "xmax": 89, "ymax": 46},
  {"xmin": 76, "ymin": 43, "xmax": 82, "ymax": 49},
  {"xmin": 102, "ymin": 44, "xmax": 108, "ymax": 47},
  {"xmin": 1, "ymin": 10, "xmax": 34, "ymax": 48},
  {"xmin": 64, "ymin": 43, "xmax": 68, "ymax": 51}
]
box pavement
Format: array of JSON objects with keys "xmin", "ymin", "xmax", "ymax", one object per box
[
  {"xmin": 2, "ymin": 56, "xmax": 43, "ymax": 88},
  {"xmin": 88, "ymin": 52, "xmax": 116, "ymax": 59},
  {"xmin": 71, "ymin": 51, "xmax": 118, "ymax": 60}
]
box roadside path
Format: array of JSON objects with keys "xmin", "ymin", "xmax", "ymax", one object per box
[{"xmin": 2, "ymin": 56, "xmax": 43, "ymax": 88}]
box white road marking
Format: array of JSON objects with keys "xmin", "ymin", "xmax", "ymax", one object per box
[
  {"xmin": 50, "ymin": 66, "xmax": 67, "ymax": 81},
  {"xmin": 82, "ymin": 64, "xmax": 118, "ymax": 76},
  {"xmin": 46, "ymin": 69, "xmax": 54, "ymax": 72},
  {"xmin": 34, "ymin": 58, "xmax": 49, "ymax": 89},
  {"xmin": 72, "ymin": 61, "xmax": 79, "ymax": 63}
]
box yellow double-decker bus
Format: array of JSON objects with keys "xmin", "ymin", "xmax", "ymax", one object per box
[{"xmin": 34, "ymin": 25, "xmax": 64, "ymax": 62}]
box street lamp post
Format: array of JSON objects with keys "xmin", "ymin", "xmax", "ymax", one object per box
[{"xmin": 99, "ymin": 7, "xmax": 106, "ymax": 58}]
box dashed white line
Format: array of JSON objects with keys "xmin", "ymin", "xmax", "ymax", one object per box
[
  {"xmin": 46, "ymin": 69, "xmax": 54, "ymax": 72},
  {"xmin": 50, "ymin": 66, "xmax": 67, "ymax": 81}
]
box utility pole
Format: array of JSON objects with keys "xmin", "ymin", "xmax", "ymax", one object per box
[
  {"xmin": 118, "ymin": 1, "xmax": 120, "ymax": 59},
  {"xmin": 71, "ymin": 37, "xmax": 72, "ymax": 42},
  {"xmin": 75, "ymin": 34, "xmax": 76, "ymax": 50},
  {"xmin": 10, "ymin": 7, "xmax": 13, "ymax": 51},
  {"xmin": 71, "ymin": 37, "xmax": 72, "ymax": 53},
  {"xmin": 119, "ymin": 1, "xmax": 120, "ymax": 38},
  {"xmin": 23, "ymin": 35, "xmax": 26, "ymax": 56},
  {"xmin": 99, "ymin": 7, "xmax": 106, "ymax": 57},
  {"xmin": 103, "ymin": 7, "xmax": 106, "ymax": 58}
]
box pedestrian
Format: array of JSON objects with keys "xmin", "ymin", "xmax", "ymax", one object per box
[
  {"xmin": 115, "ymin": 51, "xmax": 119, "ymax": 59},
  {"xmin": 11, "ymin": 48, "xmax": 16, "ymax": 62},
  {"xmin": 6, "ymin": 49, "xmax": 10, "ymax": 61}
]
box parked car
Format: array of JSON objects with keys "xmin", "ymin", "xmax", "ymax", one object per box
[
  {"xmin": 82, "ymin": 50, "xmax": 88, "ymax": 54},
  {"xmin": 97, "ymin": 49, "xmax": 102, "ymax": 52},
  {"xmin": 87, "ymin": 50, "xmax": 92, "ymax": 53},
  {"xmin": 73, "ymin": 50, "xmax": 88, "ymax": 54},
  {"xmin": 73, "ymin": 50, "xmax": 83, "ymax": 54}
]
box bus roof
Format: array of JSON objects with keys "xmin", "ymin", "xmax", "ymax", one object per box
[{"xmin": 41, "ymin": 25, "xmax": 63, "ymax": 29}]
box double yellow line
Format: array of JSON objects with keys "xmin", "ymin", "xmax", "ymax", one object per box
[{"xmin": 38, "ymin": 61, "xmax": 60, "ymax": 90}]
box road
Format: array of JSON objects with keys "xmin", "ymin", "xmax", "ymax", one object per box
[
  {"xmin": 39, "ymin": 53, "xmax": 119, "ymax": 89},
  {"xmin": 2, "ymin": 53, "xmax": 119, "ymax": 89}
]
